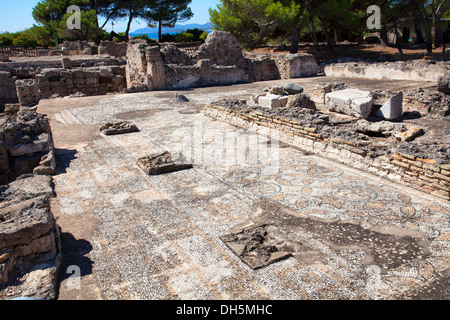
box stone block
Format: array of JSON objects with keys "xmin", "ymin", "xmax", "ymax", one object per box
[
  {"xmin": 275, "ymin": 53, "xmax": 318, "ymax": 79},
  {"xmin": 137, "ymin": 151, "xmax": 192, "ymax": 175},
  {"xmin": 99, "ymin": 121, "xmax": 139, "ymax": 136},
  {"xmin": 286, "ymin": 94, "xmax": 317, "ymax": 111},
  {"xmin": 61, "ymin": 57, "xmax": 72, "ymax": 69},
  {"xmin": 259, "ymin": 94, "xmax": 283, "ymax": 109},
  {"xmin": 15, "ymin": 79, "xmax": 40, "ymax": 107},
  {"xmin": 437, "ymin": 75, "xmax": 450, "ymax": 95},
  {"xmin": 8, "ymin": 140, "xmax": 46, "ymax": 157},
  {"xmin": 375, "ymin": 91, "xmax": 403, "ymax": 120},
  {"xmin": 325, "ymin": 89, "xmax": 374, "ymax": 119}
]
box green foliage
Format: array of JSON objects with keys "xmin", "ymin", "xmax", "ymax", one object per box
[
  {"xmin": 174, "ymin": 32, "xmax": 194, "ymax": 42},
  {"xmin": 161, "ymin": 33, "xmax": 176, "ymax": 42},
  {"xmin": 142, "ymin": 0, "xmax": 194, "ymax": 41},
  {"xmin": 0, "ymin": 32, "xmax": 15, "ymax": 46},
  {"xmin": 59, "ymin": 9, "xmax": 98, "ymax": 41},
  {"xmin": 12, "ymin": 33, "xmax": 38, "ymax": 48},
  {"xmin": 210, "ymin": 0, "xmax": 298, "ymax": 49},
  {"xmin": 132, "ymin": 33, "xmax": 158, "ymax": 44},
  {"xmin": 159, "ymin": 28, "xmax": 208, "ymax": 43}
]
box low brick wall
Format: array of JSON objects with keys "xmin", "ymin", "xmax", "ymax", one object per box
[{"xmin": 204, "ymin": 104, "xmax": 450, "ymax": 201}]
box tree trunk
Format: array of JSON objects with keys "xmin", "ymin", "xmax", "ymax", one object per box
[
  {"xmin": 125, "ymin": 8, "xmax": 134, "ymax": 39},
  {"xmin": 334, "ymin": 26, "xmax": 343, "ymax": 43},
  {"xmin": 432, "ymin": 21, "xmax": 439, "ymax": 48},
  {"xmin": 379, "ymin": 27, "xmax": 389, "ymax": 47},
  {"xmin": 318, "ymin": 17, "xmax": 333, "ymax": 50},
  {"xmin": 158, "ymin": 19, "xmax": 163, "ymax": 42},
  {"xmin": 290, "ymin": 27, "xmax": 299, "ymax": 53},
  {"xmin": 306, "ymin": 20, "xmax": 319, "ymax": 51},
  {"xmin": 394, "ymin": 24, "xmax": 403, "ymax": 55},
  {"xmin": 418, "ymin": 18, "xmax": 433, "ymax": 55},
  {"xmin": 413, "ymin": 4, "xmax": 433, "ymax": 55}
]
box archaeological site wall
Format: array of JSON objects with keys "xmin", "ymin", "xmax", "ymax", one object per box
[
  {"xmin": 324, "ymin": 60, "xmax": 449, "ymax": 82},
  {"xmin": 0, "ymin": 107, "xmax": 60, "ymax": 300},
  {"xmin": 205, "ymin": 78, "xmax": 450, "ymax": 202},
  {"xmin": 35, "ymin": 66, "xmax": 125, "ymax": 99},
  {"xmin": 125, "ymin": 31, "xmax": 319, "ymax": 92}
]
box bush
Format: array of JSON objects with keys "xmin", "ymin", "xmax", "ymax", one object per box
[
  {"xmin": 174, "ymin": 32, "xmax": 194, "ymax": 43},
  {"xmin": 133, "ymin": 34, "xmax": 158, "ymax": 44},
  {"xmin": 12, "ymin": 32, "xmax": 38, "ymax": 48},
  {"xmin": 161, "ymin": 33, "xmax": 176, "ymax": 42},
  {"xmin": 0, "ymin": 32, "xmax": 14, "ymax": 46}
]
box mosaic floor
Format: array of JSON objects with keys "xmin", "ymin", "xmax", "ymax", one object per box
[{"xmin": 44, "ymin": 86, "xmax": 449, "ymax": 300}]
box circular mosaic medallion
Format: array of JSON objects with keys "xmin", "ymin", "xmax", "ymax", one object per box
[
  {"xmin": 307, "ymin": 165, "xmax": 343, "ymax": 178},
  {"xmin": 243, "ymin": 181, "xmax": 282, "ymax": 197},
  {"xmin": 333, "ymin": 185, "xmax": 378, "ymax": 202}
]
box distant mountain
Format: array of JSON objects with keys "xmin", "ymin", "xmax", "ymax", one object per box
[{"xmin": 131, "ymin": 22, "xmax": 213, "ymax": 35}]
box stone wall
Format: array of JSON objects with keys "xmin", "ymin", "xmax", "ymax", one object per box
[
  {"xmin": 0, "ymin": 108, "xmax": 56, "ymax": 184},
  {"xmin": 0, "ymin": 175, "xmax": 61, "ymax": 300},
  {"xmin": 204, "ymin": 104, "xmax": 450, "ymax": 201},
  {"xmin": 98, "ymin": 40, "xmax": 128, "ymax": 57},
  {"xmin": 275, "ymin": 53, "xmax": 319, "ymax": 79},
  {"xmin": 36, "ymin": 65, "xmax": 126, "ymax": 98},
  {"xmin": 125, "ymin": 31, "xmax": 318, "ymax": 92},
  {"xmin": 0, "ymin": 71, "xmax": 19, "ymax": 110},
  {"xmin": 324, "ymin": 60, "xmax": 449, "ymax": 82}
]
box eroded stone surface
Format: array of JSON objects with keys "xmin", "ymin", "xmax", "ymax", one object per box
[
  {"xmin": 0, "ymin": 174, "xmax": 60, "ymax": 300},
  {"xmin": 99, "ymin": 121, "xmax": 139, "ymax": 136},
  {"xmin": 325, "ymin": 89, "xmax": 374, "ymax": 119},
  {"xmin": 137, "ymin": 151, "xmax": 193, "ymax": 175}
]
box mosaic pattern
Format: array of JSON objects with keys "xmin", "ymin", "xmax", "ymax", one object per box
[{"xmin": 50, "ymin": 90, "xmax": 450, "ymax": 300}]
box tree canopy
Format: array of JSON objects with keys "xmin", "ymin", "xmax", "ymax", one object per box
[
  {"xmin": 1, "ymin": 0, "xmax": 197, "ymax": 47},
  {"xmin": 210, "ymin": 0, "xmax": 450, "ymax": 53}
]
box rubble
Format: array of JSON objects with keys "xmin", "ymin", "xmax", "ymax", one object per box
[
  {"xmin": 286, "ymin": 94, "xmax": 317, "ymax": 111},
  {"xmin": 221, "ymin": 225, "xmax": 293, "ymax": 270},
  {"xmin": 99, "ymin": 121, "xmax": 139, "ymax": 136},
  {"xmin": 137, "ymin": 151, "xmax": 193, "ymax": 175},
  {"xmin": 205, "ymin": 93, "xmax": 449, "ymax": 201}
]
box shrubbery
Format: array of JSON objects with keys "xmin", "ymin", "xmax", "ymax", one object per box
[{"xmin": 160, "ymin": 28, "xmax": 208, "ymax": 43}]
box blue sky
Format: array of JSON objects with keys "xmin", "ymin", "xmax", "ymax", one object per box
[{"xmin": 0, "ymin": 0, "xmax": 221, "ymax": 33}]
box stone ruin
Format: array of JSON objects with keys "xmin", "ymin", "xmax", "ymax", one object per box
[
  {"xmin": 125, "ymin": 31, "xmax": 318, "ymax": 92},
  {"xmin": 206, "ymin": 77, "xmax": 450, "ymax": 202},
  {"xmin": 0, "ymin": 30, "xmax": 449, "ymax": 299},
  {"xmin": 0, "ymin": 175, "xmax": 60, "ymax": 300},
  {"xmin": 0, "ymin": 102, "xmax": 59, "ymax": 300},
  {"xmin": 324, "ymin": 59, "xmax": 449, "ymax": 82}
]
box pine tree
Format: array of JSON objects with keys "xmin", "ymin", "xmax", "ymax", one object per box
[{"xmin": 142, "ymin": 0, "xmax": 194, "ymax": 42}]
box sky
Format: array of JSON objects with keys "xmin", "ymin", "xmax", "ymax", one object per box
[{"xmin": 0, "ymin": 0, "xmax": 221, "ymax": 33}]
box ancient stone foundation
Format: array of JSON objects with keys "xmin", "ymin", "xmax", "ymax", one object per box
[
  {"xmin": 126, "ymin": 31, "xmax": 318, "ymax": 92},
  {"xmin": 35, "ymin": 66, "xmax": 125, "ymax": 99},
  {"xmin": 0, "ymin": 108, "xmax": 56, "ymax": 185},
  {"xmin": 205, "ymin": 102, "xmax": 449, "ymax": 201},
  {"xmin": 324, "ymin": 60, "xmax": 449, "ymax": 82},
  {"xmin": 0, "ymin": 55, "xmax": 127, "ymax": 111},
  {"xmin": 0, "ymin": 175, "xmax": 61, "ymax": 300}
]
